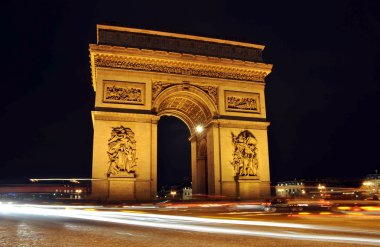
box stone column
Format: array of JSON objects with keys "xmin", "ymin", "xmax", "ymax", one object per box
[
  {"xmin": 150, "ymin": 117, "xmax": 159, "ymax": 198},
  {"xmin": 205, "ymin": 122, "xmax": 222, "ymax": 196},
  {"xmin": 189, "ymin": 135, "xmax": 198, "ymax": 194},
  {"xmin": 91, "ymin": 111, "xmax": 159, "ymax": 201},
  {"xmin": 216, "ymin": 119, "xmax": 271, "ymax": 199}
]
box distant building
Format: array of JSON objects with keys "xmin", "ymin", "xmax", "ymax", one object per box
[
  {"xmin": 275, "ymin": 181, "xmax": 305, "ymax": 197},
  {"xmin": 361, "ymin": 174, "xmax": 380, "ymax": 195},
  {"xmin": 182, "ymin": 187, "xmax": 192, "ymax": 200},
  {"xmin": 0, "ymin": 184, "xmax": 87, "ymax": 200}
]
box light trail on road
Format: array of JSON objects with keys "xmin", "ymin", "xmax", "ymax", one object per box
[{"xmin": 1, "ymin": 203, "xmax": 380, "ymax": 246}]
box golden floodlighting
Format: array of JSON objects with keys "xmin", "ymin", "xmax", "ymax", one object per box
[{"xmin": 89, "ymin": 24, "xmax": 273, "ymax": 200}]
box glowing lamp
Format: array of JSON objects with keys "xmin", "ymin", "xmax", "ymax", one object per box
[{"xmin": 195, "ymin": 125, "xmax": 204, "ymax": 134}]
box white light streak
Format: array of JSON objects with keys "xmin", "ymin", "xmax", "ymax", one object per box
[
  {"xmin": 1, "ymin": 204, "xmax": 380, "ymax": 246},
  {"xmin": 30, "ymin": 178, "xmax": 103, "ymax": 181}
]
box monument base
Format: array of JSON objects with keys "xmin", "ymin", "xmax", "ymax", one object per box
[
  {"xmin": 107, "ymin": 177, "xmax": 136, "ymax": 201},
  {"xmin": 90, "ymin": 177, "xmax": 153, "ymax": 201},
  {"xmin": 108, "ymin": 172, "xmax": 136, "ymax": 178},
  {"xmin": 235, "ymin": 176, "xmax": 270, "ymax": 200}
]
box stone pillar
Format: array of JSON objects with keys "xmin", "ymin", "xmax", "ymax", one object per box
[
  {"xmin": 108, "ymin": 177, "xmax": 136, "ymax": 201},
  {"xmin": 90, "ymin": 179, "xmax": 108, "ymax": 201},
  {"xmin": 150, "ymin": 118, "xmax": 159, "ymax": 198},
  {"xmin": 237, "ymin": 177, "xmax": 261, "ymax": 199},
  {"xmin": 216, "ymin": 120, "xmax": 271, "ymax": 200},
  {"xmin": 196, "ymin": 137, "xmax": 207, "ymax": 194},
  {"xmin": 205, "ymin": 123, "xmax": 221, "ymax": 196},
  {"xmin": 91, "ymin": 111, "xmax": 159, "ymax": 201},
  {"xmin": 197, "ymin": 158, "xmax": 207, "ymax": 194},
  {"xmin": 190, "ymin": 135, "xmax": 198, "ymax": 194}
]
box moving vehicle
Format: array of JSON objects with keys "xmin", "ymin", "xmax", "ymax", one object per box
[{"xmin": 263, "ymin": 198, "xmax": 303, "ymax": 212}]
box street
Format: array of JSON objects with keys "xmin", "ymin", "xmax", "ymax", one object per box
[{"xmin": 1, "ymin": 202, "xmax": 379, "ymax": 246}]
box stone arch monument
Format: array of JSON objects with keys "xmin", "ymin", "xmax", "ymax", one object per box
[{"xmin": 89, "ymin": 25, "xmax": 273, "ymax": 200}]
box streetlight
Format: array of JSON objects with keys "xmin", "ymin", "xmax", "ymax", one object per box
[
  {"xmin": 170, "ymin": 190, "xmax": 177, "ymax": 199},
  {"xmin": 317, "ymin": 184, "xmax": 326, "ymax": 191}
]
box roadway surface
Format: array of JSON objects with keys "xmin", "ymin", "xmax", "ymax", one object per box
[{"xmin": 1, "ymin": 202, "xmax": 380, "ymax": 247}]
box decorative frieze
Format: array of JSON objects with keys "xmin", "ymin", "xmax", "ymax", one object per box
[
  {"xmin": 225, "ymin": 91, "xmax": 260, "ymax": 114},
  {"xmin": 94, "ymin": 54, "xmax": 267, "ymax": 82},
  {"xmin": 103, "ymin": 81, "xmax": 145, "ymax": 105},
  {"xmin": 107, "ymin": 126, "xmax": 138, "ymax": 177},
  {"xmin": 230, "ymin": 130, "xmax": 258, "ymax": 176}
]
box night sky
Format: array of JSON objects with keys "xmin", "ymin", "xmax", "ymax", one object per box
[{"xmin": 0, "ymin": 1, "xmax": 379, "ymax": 184}]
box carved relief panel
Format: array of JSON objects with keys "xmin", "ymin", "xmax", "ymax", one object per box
[
  {"xmin": 103, "ymin": 80, "xmax": 145, "ymax": 105},
  {"xmin": 230, "ymin": 130, "xmax": 259, "ymax": 177},
  {"xmin": 225, "ymin": 91, "xmax": 260, "ymax": 114},
  {"xmin": 107, "ymin": 126, "xmax": 138, "ymax": 177}
]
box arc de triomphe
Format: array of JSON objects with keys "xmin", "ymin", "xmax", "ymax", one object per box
[{"xmin": 89, "ymin": 25, "xmax": 273, "ymax": 200}]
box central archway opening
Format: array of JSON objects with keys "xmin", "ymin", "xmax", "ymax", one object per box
[{"xmin": 157, "ymin": 116, "xmax": 191, "ymax": 196}]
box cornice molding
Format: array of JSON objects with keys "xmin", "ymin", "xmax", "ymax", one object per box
[
  {"xmin": 89, "ymin": 45, "xmax": 272, "ymax": 91},
  {"xmin": 92, "ymin": 111, "xmax": 160, "ymax": 123},
  {"xmin": 207, "ymin": 119, "xmax": 270, "ymax": 130},
  {"xmin": 91, "ymin": 53, "xmax": 269, "ymax": 88},
  {"xmin": 90, "ymin": 45, "xmax": 272, "ymax": 69}
]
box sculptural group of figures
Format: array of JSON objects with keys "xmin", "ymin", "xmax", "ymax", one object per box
[
  {"xmin": 107, "ymin": 126, "xmax": 137, "ymax": 176},
  {"xmin": 231, "ymin": 130, "xmax": 258, "ymax": 176}
]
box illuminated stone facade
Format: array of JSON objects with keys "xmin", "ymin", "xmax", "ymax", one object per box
[{"xmin": 90, "ymin": 25, "xmax": 273, "ymax": 200}]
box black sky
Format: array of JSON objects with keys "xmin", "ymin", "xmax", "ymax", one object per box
[
  {"xmin": 157, "ymin": 116, "xmax": 191, "ymax": 188},
  {"xmin": 0, "ymin": 0, "xmax": 379, "ymax": 183}
]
